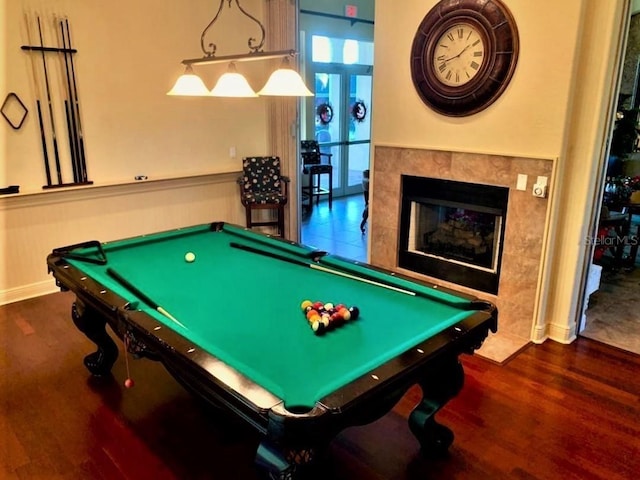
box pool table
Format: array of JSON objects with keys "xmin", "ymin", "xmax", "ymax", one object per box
[{"xmin": 47, "ymin": 221, "xmax": 497, "ymax": 479}]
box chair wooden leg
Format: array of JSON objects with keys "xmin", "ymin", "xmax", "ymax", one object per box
[
  {"xmin": 277, "ymin": 206, "xmax": 285, "ymax": 238},
  {"xmin": 328, "ymin": 169, "xmax": 333, "ymax": 210},
  {"xmin": 245, "ymin": 207, "xmax": 252, "ymax": 229}
]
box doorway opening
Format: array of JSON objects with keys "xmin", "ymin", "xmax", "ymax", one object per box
[
  {"xmin": 581, "ymin": 9, "xmax": 640, "ymax": 356},
  {"xmin": 299, "ymin": 8, "xmax": 374, "ymax": 261}
]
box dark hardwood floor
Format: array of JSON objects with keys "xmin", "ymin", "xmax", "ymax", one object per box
[{"xmin": 1, "ymin": 292, "xmax": 639, "ymax": 479}]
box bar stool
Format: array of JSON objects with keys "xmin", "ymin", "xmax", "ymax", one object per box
[
  {"xmin": 301, "ymin": 140, "xmax": 332, "ymax": 211},
  {"xmin": 360, "ymin": 169, "xmax": 370, "ymax": 233}
]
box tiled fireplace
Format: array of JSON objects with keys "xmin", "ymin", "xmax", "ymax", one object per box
[{"xmin": 370, "ymin": 147, "xmax": 553, "ymax": 362}]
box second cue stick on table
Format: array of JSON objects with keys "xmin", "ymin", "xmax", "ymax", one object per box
[
  {"xmin": 106, "ymin": 268, "xmax": 186, "ymax": 329},
  {"xmin": 229, "ymin": 242, "xmax": 416, "ymax": 296}
]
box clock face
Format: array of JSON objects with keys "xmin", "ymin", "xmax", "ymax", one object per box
[
  {"xmin": 432, "ymin": 23, "xmax": 485, "ymax": 87},
  {"xmin": 410, "ymin": 0, "xmax": 519, "ymax": 117}
]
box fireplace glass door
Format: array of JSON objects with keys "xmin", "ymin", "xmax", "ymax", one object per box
[
  {"xmin": 407, "ymin": 200, "xmax": 504, "ymax": 273},
  {"xmin": 399, "ymin": 176, "xmax": 509, "ymax": 294}
]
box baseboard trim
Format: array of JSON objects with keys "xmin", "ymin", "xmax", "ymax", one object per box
[
  {"xmin": 531, "ymin": 324, "xmax": 549, "ymax": 344},
  {"xmin": 548, "ymin": 322, "xmax": 577, "ymax": 344},
  {"xmin": 0, "ymin": 281, "xmax": 59, "ymax": 306}
]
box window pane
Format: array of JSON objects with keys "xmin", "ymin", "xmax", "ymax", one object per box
[
  {"xmin": 343, "ymin": 40, "xmax": 358, "ymax": 65},
  {"xmin": 311, "ymin": 35, "xmax": 373, "ymax": 66},
  {"xmin": 312, "ymin": 36, "xmax": 331, "ymax": 63}
]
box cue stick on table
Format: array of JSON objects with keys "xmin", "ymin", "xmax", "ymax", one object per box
[
  {"xmin": 229, "ymin": 242, "xmax": 416, "ymax": 297},
  {"xmin": 225, "ymin": 227, "xmax": 327, "ymax": 261},
  {"xmin": 106, "ymin": 268, "xmax": 186, "ymax": 329}
]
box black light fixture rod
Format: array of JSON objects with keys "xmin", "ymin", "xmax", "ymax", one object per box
[
  {"xmin": 300, "ymin": 9, "xmax": 375, "ymax": 26},
  {"xmin": 21, "ymin": 45, "xmax": 77, "ymax": 53},
  {"xmin": 181, "ymin": 49, "xmax": 297, "ymax": 67},
  {"xmin": 200, "ymin": 0, "xmax": 266, "ymax": 57}
]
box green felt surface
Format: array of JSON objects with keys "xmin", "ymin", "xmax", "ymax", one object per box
[{"xmin": 67, "ymin": 223, "xmax": 477, "ymax": 409}]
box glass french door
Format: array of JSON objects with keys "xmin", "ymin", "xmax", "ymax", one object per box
[{"xmin": 307, "ymin": 65, "xmax": 372, "ymax": 197}]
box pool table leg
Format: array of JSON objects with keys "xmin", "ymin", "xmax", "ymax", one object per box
[
  {"xmin": 408, "ymin": 357, "xmax": 464, "ymax": 457},
  {"xmin": 256, "ymin": 439, "xmax": 319, "ymax": 480},
  {"xmin": 71, "ymin": 299, "xmax": 119, "ymax": 376}
]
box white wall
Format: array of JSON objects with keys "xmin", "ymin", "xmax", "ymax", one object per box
[{"xmin": 0, "ymin": 175, "xmax": 246, "ymax": 304}]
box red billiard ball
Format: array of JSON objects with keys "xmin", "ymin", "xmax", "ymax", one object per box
[
  {"xmin": 331, "ymin": 312, "xmax": 345, "ymax": 327},
  {"xmin": 124, "ymin": 378, "xmax": 135, "ymax": 389}
]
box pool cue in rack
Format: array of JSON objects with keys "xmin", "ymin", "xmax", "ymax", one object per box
[{"xmin": 21, "ymin": 11, "xmax": 93, "ymax": 189}]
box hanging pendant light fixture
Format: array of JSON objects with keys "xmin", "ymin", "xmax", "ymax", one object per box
[
  {"xmin": 167, "ymin": 0, "xmax": 313, "ymax": 98},
  {"xmin": 210, "ymin": 62, "xmax": 258, "ymax": 97},
  {"xmin": 166, "ymin": 65, "xmax": 211, "ymax": 96},
  {"xmin": 258, "ymin": 57, "xmax": 313, "ymax": 96}
]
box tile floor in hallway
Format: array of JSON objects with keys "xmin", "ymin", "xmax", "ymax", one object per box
[
  {"xmin": 583, "ymin": 266, "xmax": 640, "ymax": 355},
  {"xmin": 582, "ymin": 214, "xmax": 640, "ymax": 355},
  {"xmin": 300, "ymin": 194, "xmax": 368, "ymax": 263}
]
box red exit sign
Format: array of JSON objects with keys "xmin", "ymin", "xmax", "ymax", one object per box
[{"xmin": 345, "ymin": 5, "xmax": 358, "ymax": 18}]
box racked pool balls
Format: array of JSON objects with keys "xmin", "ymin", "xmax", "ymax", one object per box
[{"xmin": 300, "ymin": 299, "xmax": 360, "ymax": 335}]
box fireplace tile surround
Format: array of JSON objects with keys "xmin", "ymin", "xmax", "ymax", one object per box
[{"xmin": 370, "ymin": 147, "xmax": 553, "ymax": 363}]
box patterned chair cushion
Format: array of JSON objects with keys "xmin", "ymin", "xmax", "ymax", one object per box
[
  {"xmin": 240, "ymin": 156, "xmax": 286, "ymax": 204},
  {"xmin": 301, "ymin": 140, "xmax": 321, "ymax": 166}
]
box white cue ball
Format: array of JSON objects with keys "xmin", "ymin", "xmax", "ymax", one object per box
[{"xmin": 184, "ymin": 252, "xmax": 196, "ymax": 263}]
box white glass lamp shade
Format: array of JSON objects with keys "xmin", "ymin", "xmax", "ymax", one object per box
[
  {"xmin": 167, "ymin": 66, "xmax": 210, "ymax": 96},
  {"xmin": 258, "ymin": 66, "xmax": 314, "ymax": 97},
  {"xmin": 210, "ymin": 63, "xmax": 258, "ymax": 97}
]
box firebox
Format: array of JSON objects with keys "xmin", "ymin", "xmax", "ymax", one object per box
[{"xmin": 399, "ymin": 176, "xmax": 509, "ymax": 294}]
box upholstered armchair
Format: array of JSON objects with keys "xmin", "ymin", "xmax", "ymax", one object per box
[{"xmin": 238, "ymin": 156, "xmax": 289, "ymax": 237}]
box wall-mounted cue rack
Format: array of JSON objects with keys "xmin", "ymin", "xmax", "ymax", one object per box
[{"xmin": 22, "ymin": 13, "xmax": 92, "ymax": 190}]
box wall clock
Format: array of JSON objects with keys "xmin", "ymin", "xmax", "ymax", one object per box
[{"xmin": 410, "ymin": 0, "xmax": 519, "ymax": 117}]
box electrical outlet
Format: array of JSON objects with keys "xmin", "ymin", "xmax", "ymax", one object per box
[{"xmin": 533, "ymin": 184, "xmax": 547, "ymax": 198}]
